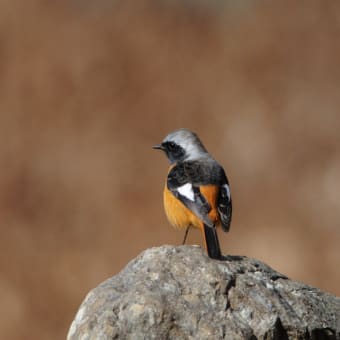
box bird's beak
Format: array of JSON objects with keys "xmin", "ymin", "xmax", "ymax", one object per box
[{"xmin": 152, "ymin": 144, "xmax": 164, "ymax": 150}]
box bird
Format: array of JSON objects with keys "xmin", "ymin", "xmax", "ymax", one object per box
[{"xmin": 153, "ymin": 128, "xmax": 232, "ymax": 259}]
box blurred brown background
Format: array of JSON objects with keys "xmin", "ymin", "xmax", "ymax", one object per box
[{"xmin": 0, "ymin": 1, "xmax": 339, "ymax": 339}]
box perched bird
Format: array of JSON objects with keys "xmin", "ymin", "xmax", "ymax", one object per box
[{"xmin": 153, "ymin": 128, "xmax": 232, "ymax": 259}]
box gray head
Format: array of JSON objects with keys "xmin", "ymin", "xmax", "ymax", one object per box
[{"xmin": 153, "ymin": 128, "xmax": 209, "ymax": 163}]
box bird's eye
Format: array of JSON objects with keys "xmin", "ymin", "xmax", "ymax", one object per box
[
  {"xmin": 168, "ymin": 142, "xmax": 176, "ymax": 150},
  {"xmin": 165, "ymin": 141, "xmax": 185, "ymax": 161}
]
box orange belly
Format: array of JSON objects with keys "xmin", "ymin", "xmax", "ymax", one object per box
[{"xmin": 163, "ymin": 184, "xmax": 220, "ymax": 231}]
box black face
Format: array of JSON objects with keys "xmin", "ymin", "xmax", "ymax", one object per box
[{"xmin": 161, "ymin": 141, "xmax": 186, "ymax": 163}]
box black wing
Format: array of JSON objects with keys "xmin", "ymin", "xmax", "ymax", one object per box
[
  {"xmin": 167, "ymin": 161, "xmax": 228, "ymax": 228},
  {"xmin": 167, "ymin": 162, "xmax": 213, "ymax": 227},
  {"xmin": 217, "ymin": 169, "xmax": 232, "ymax": 232}
]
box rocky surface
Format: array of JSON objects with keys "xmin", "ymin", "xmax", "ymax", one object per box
[{"xmin": 67, "ymin": 246, "xmax": 340, "ymax": 339}]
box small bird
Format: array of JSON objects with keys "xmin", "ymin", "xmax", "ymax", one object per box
[{"xmin": 153, "ymin": 128, "xmax": 232, "ymax": 259}]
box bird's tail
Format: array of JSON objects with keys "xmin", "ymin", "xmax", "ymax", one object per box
[{"xmin": 203, "ymin": 224, "xmax": 222, "ymax": 259}]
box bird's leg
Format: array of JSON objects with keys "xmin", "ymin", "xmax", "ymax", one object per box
[{"xmin": 182, "ymin": 226, "xmax": 191, "ymax": 245}]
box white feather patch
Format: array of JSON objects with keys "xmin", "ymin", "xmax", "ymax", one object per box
[
  {"xmin": 177, "ymin": 183, "xmax": 195, "ymax": 201},
  {"xmin": 223, "ymin": 184, "xmax": 231, "ymax": 200}
]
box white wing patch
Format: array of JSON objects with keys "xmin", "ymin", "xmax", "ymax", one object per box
[
  {"xmin": 223, "ymin": 184, "xmax": 231, "ymax": 200},
  {"xmin": 177, "ymin": 183, "xmax": 195, "ymax": 201}
]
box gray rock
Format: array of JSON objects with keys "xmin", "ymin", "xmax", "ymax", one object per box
[{"xmin": 67, "ymin": 246, "xmax": 340, "ymax": 340}]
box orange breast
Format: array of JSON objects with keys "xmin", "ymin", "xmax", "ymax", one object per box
[
  {"xmin": 163, "ymin": 184, "xmax": 220, "ymax": 231},
  {"xmin": 199, "ymin": 185, "xmax": 220, "ymax": 224}
]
